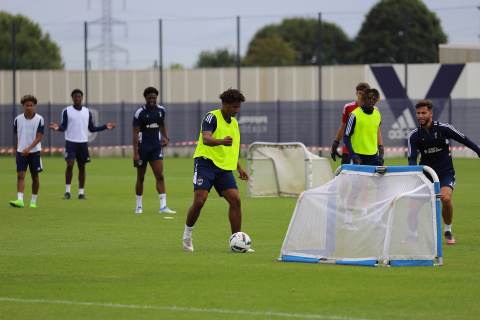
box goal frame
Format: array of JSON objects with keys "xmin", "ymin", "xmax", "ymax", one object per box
[{"xmin": 277, "ymin": 165, "xmax": 444, "ymax": 267}]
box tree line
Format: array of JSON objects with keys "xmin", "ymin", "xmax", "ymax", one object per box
[
  {"xmin": 0, "ymin": 0, "xmax": 447, "ymax": 70},
  {"xmin": 196, "ymin": 0, "xmax": 447, "ymax": 68}
]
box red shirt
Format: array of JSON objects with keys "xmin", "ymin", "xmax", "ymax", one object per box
[
  {"xmin": 340, "ymin": 101, "xmax": 381, "ymax": 154},
  {"xmin": 341, "ymin": 101, "xmax": 360, "ymax": 154}
]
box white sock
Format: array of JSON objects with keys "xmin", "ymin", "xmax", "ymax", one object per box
[
  {"xmin": 31, "ymin": 194, "xmax": 37, "ymax": 203},
  {"xmin": 66, "ymin": 184, "xmax": 71, "ymax": 193},
  {"xmin": 344, "ymin": 210, "xmax": 354, "ymax": 224},
  {"xmin": 18, "ymin": 192, "xmax": 24, "ymax": 202},
  {"xmin": 444, "ymin": 224, "xmax": 452, "ymax": 233},
  {"xmin": 410, "ymin": 230, "xmax": 418, "ymax": 237},
  {"xmin": 136, "ymin": 195, "xmax": 142, "ymax": 207},
  {"xmin": 373, "ymin": 207, "xmax": 383, "ymax": 223},
  {"xmin": 159, "ymin": 193, "xmax": 166, "ymax": 208},
  {"xmin": 184, "ymin": 224, "xmax": 194, "ymax": 239},
  {"xmin": 79, "ymin": 188, "xmax": 84, "ymax": 195}
]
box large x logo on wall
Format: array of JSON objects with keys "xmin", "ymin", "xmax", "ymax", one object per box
[{"xmin": 370, "ymin": 64, "xmax": 465, "ymax": 140}]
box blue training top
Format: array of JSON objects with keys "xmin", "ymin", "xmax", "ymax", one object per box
[
  {"xmin": 132, "ymin": 104, "xmax": 166, "ymax": 149},
  {"xmin": 408, "ymin": 121, "xmax": 480, "ymax": 175}
]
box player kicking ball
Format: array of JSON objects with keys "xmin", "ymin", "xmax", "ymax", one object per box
[
  {"xmin": 10, "ymin": 95, "xmax": 44, "ymax": 208},
  {"xmin": 183, "ymin": 88, "xmax": 252, "ymax": 252},
  {"xmin": 407, "ymin": 100, "xmax": 480, "ymax": 244}
]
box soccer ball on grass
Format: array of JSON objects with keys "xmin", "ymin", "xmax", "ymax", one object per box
[{"xmin": 229, "ymin": 232, "xmax": 251, "ymax": 253}]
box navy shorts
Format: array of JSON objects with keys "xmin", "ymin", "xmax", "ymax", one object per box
[
  {"xmin": 16, "ymin": 151, "xmax": 43, "ymax": 173},
  {"xmin": 65, "ymin": 141, "xmax": 90, "ymax": 164},
  {"xmin": 193, "ymin": 157, "xmax": 238, "ymax": 197},
  {"xmin": 135, "ymin": 144, "xmax": 163, "ymax": 168},
  {"xmin": 349, "ymin": 154, "xmax": 383, "ymax": 166},
  {"xmin": 425, "ymin": 169, "xmax": 456, "ymax": 190}
]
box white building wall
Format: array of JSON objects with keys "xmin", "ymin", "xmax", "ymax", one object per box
[{"xmin": 1, "ymin": 63, "xmax": 479, "ymax": 105}]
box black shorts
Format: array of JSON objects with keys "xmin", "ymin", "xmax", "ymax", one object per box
[
  {"xmin": 65, "ymin": 141, "xmax": 90, "ymax": 164},
  {"xmin": 341, "ymin": 153, "xmax": 350, "ymax": 165},
  {"xmin": 193, "ymin": 157, "xmax": 238, "ymax": 197},
  {"xmin": 16, "ymin": 151, "xmax": 43, "ymax": 173}
]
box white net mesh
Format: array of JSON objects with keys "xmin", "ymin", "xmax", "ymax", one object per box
[
  {"xmin": 281, "ymin": 166, "xmax": 439, "ymax": 262},
  {"xmin": 247, "ymin": 143, "xmax": 332, "ymax": 197}
]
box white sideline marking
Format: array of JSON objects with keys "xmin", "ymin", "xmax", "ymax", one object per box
[{"xmin": 0, "ymin": 297, "xmax": 374, "ymax": 320}]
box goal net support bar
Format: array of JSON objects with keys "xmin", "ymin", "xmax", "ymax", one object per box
[{"xmin": 277, "ymin": 165, "xmax": 443, "ymax": 267}]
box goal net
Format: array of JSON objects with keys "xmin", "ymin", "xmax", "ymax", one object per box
[
  {"xmin": 278, "ymin": 165, "xmax": 443, "ymax": 267},
  {"xmin": 246, "ymin": 142, "xmax": 332, "ymax": 197}
]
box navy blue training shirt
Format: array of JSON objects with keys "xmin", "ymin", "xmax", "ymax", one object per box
[
  {"xmin": 408, "ymin": 121, "xmax": 480, "ymax": 175},
  {"xmin": 133, "ymin": 105, "xmax": 166, "ymax": 148}
]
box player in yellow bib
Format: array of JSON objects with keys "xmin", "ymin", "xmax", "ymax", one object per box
[
  {"xmin": 341, "ymin": 88, "xmax": 386, "ymax": 230},
  {"xmin": 183, "ymin": 88, "xmax": 250, "ymax": 252}
]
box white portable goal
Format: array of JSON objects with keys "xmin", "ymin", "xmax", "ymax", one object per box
[
  {"xmin": 278, "ymin": 165, "xmax": 443, "ymax": 267},
  {"xmin": 246, "ymin": 142, "xmax": 333, "ymax": 197}
]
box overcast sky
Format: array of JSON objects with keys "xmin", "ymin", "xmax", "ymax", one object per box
[{"xmin": 2, "ymin": 0, "xmax": 479, "ymax": 70}]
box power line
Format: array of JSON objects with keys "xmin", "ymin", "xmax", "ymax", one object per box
[{"xmin": 38, "ymin": 5, "xmax": 478, "ymax": 26}]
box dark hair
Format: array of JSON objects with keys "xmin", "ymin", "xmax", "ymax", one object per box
[
  {"xmin": 219, "ymin": 88, "xmax": 246, "ymax": 103},
  {"xmin": 356, "ymin": 82, "xmax": 370, "ymax": 92},
  {"xmin": 143, "ymin": 87, "xmax": 159, "ymax": 98},
  {"xmin": 359, "ymin": 88, "xmax": 381, "ymax": 106},
  {"xmin": 21, "ymin": 94, "xmax": 38, "ymax": 105},
  {"xmin": 415, "ymin": 100, "xmax": 434, "ymax": 110},
  {"xmin": 71, "ymin": 89, "xmax": 83, "ymax": 97}
]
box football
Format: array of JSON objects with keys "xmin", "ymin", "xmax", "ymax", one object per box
[{"xmin": 229, "ymin": 232, "xmax": 251, "ymax": 253}]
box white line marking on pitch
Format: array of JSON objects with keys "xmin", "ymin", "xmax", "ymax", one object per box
[{"xmin": 0, "ymin": 297, "xmax": 375, "ymax": 320}]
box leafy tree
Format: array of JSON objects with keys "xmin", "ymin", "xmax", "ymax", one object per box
[
  {"xmin": 244, "ymin": 18, "xmax": 354, "ymax": 66},
  {"xmin": 0, "ymin": 11, "xmax": 64, "ymax": 69},
  {"xmin": 169, "ymin": 62, "xmax": 184, "ymax": 69},
  {"xmin": 195, "ymin": 48, "xmax": 236, "ymax": 68},
  {"xmin": 354, "ymin": 0, "xmax": 447, "ymax": 64},
  {"xmin": 243, "ymin": 35, "xmax": 297, "ymax": 66}
]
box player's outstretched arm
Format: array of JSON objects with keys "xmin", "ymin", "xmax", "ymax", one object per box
[
  {"xmin": 237, "ymin": 162, "xmax": 249, "ymax": 181},
  {"xmin": 49, "ymin": 122, "xmax": 59, "ymax": 130}
]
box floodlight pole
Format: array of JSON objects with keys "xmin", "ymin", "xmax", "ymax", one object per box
[
  {"xmin": 12, "ymin": 21, "xmax": 16, "ymax": 150},
  {"xmin": 318, "ymin": 12, "xmax": 322, "ymax": 148},
  {"xmin": 84, "ymin": 21, "xmax": 88, "ymax": 108},
  {"xmin": 159, "ymin": 19, "xmax": 163, "ymax": 105},
  {"xmin": 404, "ymin": 9, "xmax": 408, "ymax": 99},
  {"xmin": 237, "ymin": 16, "xmax": 240, "ymax": 91}
]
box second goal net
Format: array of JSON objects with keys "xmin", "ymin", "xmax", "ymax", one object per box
[{"xmin": 246, "ymin": 142, "xmax": 333, "ymax": 197}]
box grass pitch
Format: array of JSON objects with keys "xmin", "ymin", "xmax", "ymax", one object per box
[{"xmin": 1, "ymin": 155, "xmax": 479, "ymax": 319}]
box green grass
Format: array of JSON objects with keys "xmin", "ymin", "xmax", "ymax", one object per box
[{"xmin": 1, "ymin": 156, "xmax": 480, "ymax": 319}]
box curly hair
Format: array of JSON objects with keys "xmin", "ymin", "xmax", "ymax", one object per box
[
  {"xmin": 415, "ymin": 100, "xmax": 434, "ymax": 111},
  {"xmin": 219, "ymin": 88, "xmax": 246, "ymax": 103},
  {"xmin": 359, "ymin": 88, "xmax": 381, "ymax": 106},
  {"xmin": 143, "ymin": 87, "xmax": 159, "ymax": 98},
  {"xmin": 71, "ymin": 89, "xmax": 83, "ymax": 97},
  {"xmin": 20, "ymin": 94, "xmax": 38, "ymax": 105},
  {"xmin": 355, "ymin": 82, "xmax": 370, "ymax": 92}
]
